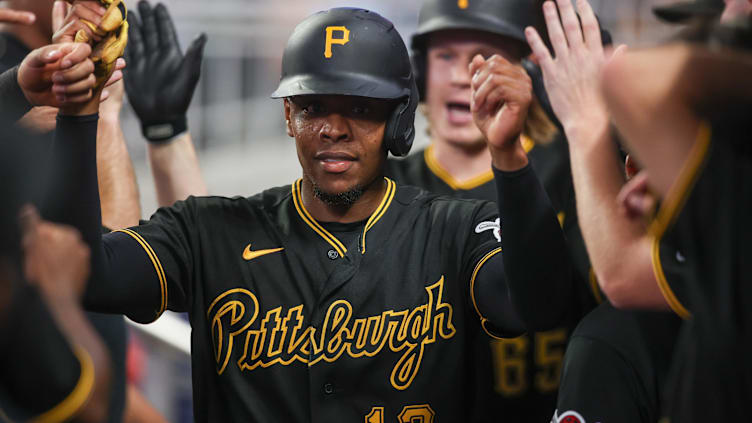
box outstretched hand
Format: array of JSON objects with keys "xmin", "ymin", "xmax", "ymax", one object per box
[
  {"xmin": 124, "ymin": 1, "xmax": 207, "ymax": 141},
  {"xmin": 524, "ymin": 0, "xmax": 625, "ymax": 138}
]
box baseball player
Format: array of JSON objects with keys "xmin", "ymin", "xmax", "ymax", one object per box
[
  {"xmin": 600, "ymin": 17, "xmax": 752, "ymax": 422},
  {"xmin": 384, "ymin": 1, "xmax": 600, "ymax": 420},
  {"xmin": 45, "ymin": 7, "xmax": 575, "ymax": 421}
]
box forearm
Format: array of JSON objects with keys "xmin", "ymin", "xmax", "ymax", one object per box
[
  {"xmin": 44, "ymin": 115, "xmax": 161, "ymax": 323},
  {"xmin": 493, "ymin": 165, "xmax": 573, "ymax": 329},
  {"xmin": 0, "ymin": 67, "xmax": 32, "ymax": 123},
  {"xmin": 566, "ymin": 125, "xmax": 666, "ymax": 309},
  {"xmin": 148, "ymin": 132, "xmax": 207, "ymax": 207},
  {"xmin": 97, "ymin": 115, "xmax": 141, "ymax": 229}
]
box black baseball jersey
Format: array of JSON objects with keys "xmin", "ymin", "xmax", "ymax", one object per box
[
  {"xmin": 649, "ymin": 120, "xmax": 752, "ymax": 422},
  {"xmin": 384, "ymin": 137, "xmax": 600, "ymax": 423},
  {"xmin": 98, "ymin": 178, "xmax": 508, "ymax": 422},
  {"xmin": 552, "ymin": 302, "xmax": 681, "ymax": 423},
  {"xmin": 0, "ymin": 275, "xmax": 93, "ymax": 421}
]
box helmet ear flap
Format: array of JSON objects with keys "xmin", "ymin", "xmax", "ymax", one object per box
[{"xmin": 384, "ymin": 77, "xmax": 419, "ymax": 157}]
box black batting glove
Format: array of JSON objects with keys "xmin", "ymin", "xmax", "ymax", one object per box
[{"xmin": 124, "ymin": 1, "xmax": 207, "ymax": 143}]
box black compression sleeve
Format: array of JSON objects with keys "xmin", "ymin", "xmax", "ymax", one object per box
[
  {"xmin": 0, "ymin": 67, "xmax": 32, "ymax": 123},
  {"xmin": 43, "ymin": 114, "xmax": 162, "ymax": 323},
  {"xmin": 494, "ymin": 165, "xmax": 573, "ymax": 330}
]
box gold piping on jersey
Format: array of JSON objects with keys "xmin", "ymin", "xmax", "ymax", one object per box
[
  {"xmin": 361, "ymin": 178, "xmax": 396, "ymax": 253},
  {"xmin": 424, "ymin": 136, "xmax": 535, "ymax": 191},
  {"xmin": 115, "ymin": 229, "xmax": 168, "ymax": 319},
  {"xmin": 32, "ymin": 347, "xmax": 94, "ymax": 423},
  {"xmin": 292, "ymin": 178, "xmax": 396, "ymax": 256},
  {"xmin": 207, "ymin": 278, "xmax": 456, "ymax": 391},
  {"xmin": 469, "ymin": 247, "xmax": 505, "ymax": 340},
  {"xmin": 292, "ymin": 179, "xmax": 348, "ymax": 257},
  {"xmin": 588, "ymin": 267, "xmax": 604, "ymax": 304},
  {"xmin": 647, "ymin": 122, "xmax": 711, "ymax": 319}
]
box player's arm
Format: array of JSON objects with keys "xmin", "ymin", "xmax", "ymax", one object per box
[
  {"xmin": 97, "ymin": 80, "xmax": 142, "ymax": 229},
  {"xmin": 601, "ymin": 42, "xmax": 752, "ymax": 198},
  {"xmin": 469, "ymin": 52, "xmax": 575, "ymax": 330},
  {"xmin": 0, "ymin": 211, "xmax": 112, "ymax": 423},
  {"xmin": 523, "ymin": 0, "xmax": 668, "ymax": 310},
  {"xmin": 124, "ymin": 2, "xmax": 208, "ymax": 207}
]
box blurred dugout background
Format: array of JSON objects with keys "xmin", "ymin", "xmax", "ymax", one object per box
[{"xmin": 120, "ymin": 1, "xmax": 684, "ymax": 421}]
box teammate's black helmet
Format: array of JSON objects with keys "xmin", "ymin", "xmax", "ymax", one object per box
[
  {"xmin": 411, "ymin": 0, "xmax": 541, "ymax": 101},
  {"xmin": 653, "ymin": 0, "xmax": 724, "ymax": 23},
  {"xmin": 271, "ymin": 7, "xmax": 418, "ymax": 157}
]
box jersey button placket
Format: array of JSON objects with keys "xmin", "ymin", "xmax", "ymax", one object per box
[{"xmin": 327, "ymin": 249, "xmax": 339, "ymax": 260}]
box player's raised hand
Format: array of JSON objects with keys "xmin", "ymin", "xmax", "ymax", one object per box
[
  {"xmin": 20, "ymin": 206, "xmax": 91, "ymax": 301},
  {"xmin": 124, "ymin": 1, "xmax": 207, "ymax": 142},
  {"xmin": 18, "ymin": 42, "xmax": 98, "ymax": 107},
  {"xmin": 469, "ymin": 54, "xmax": 532, "ymax": 163},
  {"xmin": 524, "ymin": 0, "xmax": 624, "ymax": 137},
  {"xmin": 0, "ymin": 7, "xmax": 36, "ymax": 25}
]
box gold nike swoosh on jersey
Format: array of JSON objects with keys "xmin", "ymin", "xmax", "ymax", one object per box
[{"xmin": 242, "ymin": 244, "xmax": 284, "ymax": 261}]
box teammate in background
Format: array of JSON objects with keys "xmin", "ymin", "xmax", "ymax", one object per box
[
  {"xmin": 45, "ymin": 7, "xmax": 574, "ymax": 421},
  {"xmin": 385, "ymin": 1, "xmax": 599, "ymax": 420},
  {"xmin": 124, "ymin": 1, "xmax": 208, "ymax": 206},
  {"xmin": 0, "ymin": 40, "xmax": 112, "ymax": 423},
  {"xmin": 600, "ymin": 17, "xmax": 752, "ymax": 422}
]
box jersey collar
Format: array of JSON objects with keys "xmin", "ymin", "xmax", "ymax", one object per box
[
  {"xmin": 424, "ymin": 136, "xmax": 536, "ymax": 191},
  {"xmin": 291, "ymin": 177, "xmax": 397, "ymax": 257}
]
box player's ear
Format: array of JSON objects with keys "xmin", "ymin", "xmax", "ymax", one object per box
[{"xmin": 283, "ymin": 98, "xmax": 294, "ymax": 138}]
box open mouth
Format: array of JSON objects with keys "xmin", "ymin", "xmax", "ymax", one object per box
[{"xmin": 446, "ymin": 102, "xmax": 473, "ymax": 124}]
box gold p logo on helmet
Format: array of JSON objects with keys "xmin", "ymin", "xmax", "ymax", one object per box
[
  {"xmin": 324, "ymin": 26, "xmax": 350, "ymax": 58},
  {"xmin": 458, "ymin": 0, "xmax": 469, "ymax": 9}
]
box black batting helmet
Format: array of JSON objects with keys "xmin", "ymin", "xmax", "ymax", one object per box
[
  {"xmin": 411, "ymin": 0, "xmax": 542, "ymax": 100},
  {"xmin": 271, "ymin": 7, "xmax": 418, "ymax": 157},
  {"xmin": 653, "ymin": 0, "xmax": 724, "ymax": 23}
]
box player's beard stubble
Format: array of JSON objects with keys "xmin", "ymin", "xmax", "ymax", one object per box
[{"xmin": 309, "ymin": 174, "xmax": 382, "ymax": 207}]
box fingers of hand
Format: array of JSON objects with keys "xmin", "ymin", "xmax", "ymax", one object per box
[
  {"xmin": 155, "ymin": 3, "xmax": 180, "ymax": 51},
  {"xmin": 576, "ymin": 0, "xmax": 602, "ymax": 51},
  {"xmin": 58, "ymin": 42, "xmax": 93, "ymax": 69},
  {"xmin": 556, "ymin": 0, "xmax": 584, "ymax": 51},
  {"xmin": 525, "ymin": 26, "xmax": 553, "ymax": 73},
  {"xmin": 51, "ymin": 59, "xmax": 96, "ymax": 100},
  {"xmin": 139, "ymin": 0, "xmax": 159, "ymax": 53},
  {"xmin": 104, "ymin": 70, "xmax": 124, "ymax": 88},
  {"xmin": 543, "ymin": 1, "xmax": 568, "ymax": 59},
  {"xmin": 52, "ymin": 1, "xmax": 69, "ymax": 32},
  {"xmin": 468, "ymin": 53, "xmax": 486, "ymax": 77},
  {"xmin": 471, "ymin": 56, "xmax": 530, "ymax": 111},
  {"xmin": 0, "ymin": 8, "xmax": 36, "ymax": 25}
]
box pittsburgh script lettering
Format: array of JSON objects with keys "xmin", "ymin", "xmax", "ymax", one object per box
[{"xmin": 206, "ymin": 277, "xmax": 456, "ymax": 390}]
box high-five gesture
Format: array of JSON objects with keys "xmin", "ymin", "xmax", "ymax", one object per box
[
  {"xmin": 124, "ymin": 1, "xmax": 207, "ymax": 142},
  {"xmin": 469, "ymin": 54, "xmax": 533, "ymax": 171},
  {"xmin": 524, "ymin": 0, "xmax": 623, "ymax": 137}
]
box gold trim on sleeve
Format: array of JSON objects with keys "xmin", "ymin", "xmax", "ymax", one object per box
[
  {"xmin": 647, "ymin": 122, "xmax": 711, "ymax": 319},
  {"xmin": 469, "ymin": 247, "xmax": 506, "ymax": 340},
  {"xmin": 114, "ymin": 228, "xmax": 168, "ymax": 319},
  {"xmin": 32, "ymin": 346, "xmax": 95, "ymax": 423}
]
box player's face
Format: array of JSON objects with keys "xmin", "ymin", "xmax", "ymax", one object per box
[
  {"xmin": 721, "ymin": 0, "xmax": 752, "ymax": 22},
  {"xmin": 285, "ymin": 95, "xmax": 392, "ymax": 200},
  {"xmin": 425, "ymin": 30, "xmax": 525, "ymax": 150}
]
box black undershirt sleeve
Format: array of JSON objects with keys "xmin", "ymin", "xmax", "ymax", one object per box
[
  {"xmin": 0, "ymin": 66, "xmax": 32, "ymax": 123},
  {"xmin": 490, "ymin": 164, "xmax": 573, "ymax": 331},
  {"xmin": 43, "ymin": 114, "xmax": 162, "ymax": 323}
]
